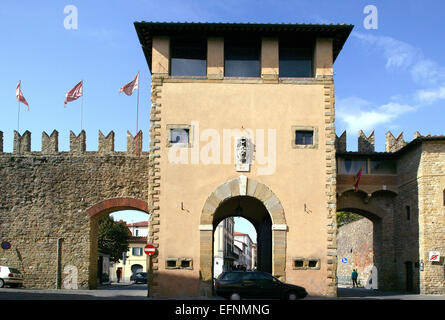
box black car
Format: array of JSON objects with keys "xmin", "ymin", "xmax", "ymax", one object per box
[
  {"xmin": 131, "ymin": 272, "xmax": 147, "ymax": 284},
  {"xmin": 215, "ymin": 271, "xmax": 307, "ymax": 300}
]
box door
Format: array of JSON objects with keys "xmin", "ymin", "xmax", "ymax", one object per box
[{"xmin": 405, "ymin": 261, "xmax": 413, "ymax": 292}]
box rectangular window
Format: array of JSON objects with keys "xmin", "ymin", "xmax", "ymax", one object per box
[
  {"xmin": 406, "ymin": 206, "xmax": 411, "ymax": 221},
  {"xmin": 132, "ymin": 247, "xmax": 143, "ymax": 256},
  {"xmin": 279, "ymin": 39, "xmax": 314, "ymax": 77},
  {"xmin": 338, "ymin": 158, "xmax": 368, "ymax": 175},
  {"xmin": 295, "ymin": 130, "xmax": 313, "ymax": 145},
  {"xmin": 170, "ymin": 37, "xmax": 207, "ymax": 76},
  {"xmin": 294, "ymin": 260, "xmax": 304, "ymax": 268},
  {"xmin": 308, "ymin": 260, "xmax": 319, "ymax": 268},
  {"xmin": 180, "ymin": 259, "xmax": 193, "ymax": 269},
  {"xmin": 166, "ymin": 258, "xmax": 178, "ymax": 269},
  {"xmin": 224, "ymin": 38, "xmax": 261, "ymax": 77},
  {"xmin": 135, "ymin": 229, "xmax": 139, "ymax": 236},
  {"xmin": 370, "ymin": 159, "xmax": 397, "ymax": 174}
]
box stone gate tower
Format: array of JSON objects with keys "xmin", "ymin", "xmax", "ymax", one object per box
[{"xmin": 135, "ymin": 22, "xmax": 353, "ymax": 297}]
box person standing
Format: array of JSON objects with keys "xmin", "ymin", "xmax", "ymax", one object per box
[
  {"xmin": 116, "ymin": 268, "xmax": 122, "ymax": 283},
  {"xmin": 351, "ymin": 269, "xmax": 358, "ymax": 288}
]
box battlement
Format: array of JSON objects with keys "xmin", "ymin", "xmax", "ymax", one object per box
[
  {"xmin": 0, "ymin": 130, "xmax": 146, "ymax": 156},
  {"xmin": 335, "ymin": 130, "xmax": 439, "ymax": 154}
]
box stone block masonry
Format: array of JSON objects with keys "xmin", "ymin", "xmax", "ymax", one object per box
[{"xmin": 0, "ymin": 130, "xmax": 149, "ymax": 289}]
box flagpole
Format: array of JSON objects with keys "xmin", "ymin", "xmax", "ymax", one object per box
[
  {"xmin": 17, "ymin": 99, "xmax": 20, "ymax": 133},
  {"xmin": 17, "ymin": 80, "xmax": 21, "ymax": 133},
  {"xmin": 81, "ymin": 79, "xmax": 84, "ymax": 132},
  {"xmin": 136, "ymin": 73, "xmax": 139, "ymax": 134}
]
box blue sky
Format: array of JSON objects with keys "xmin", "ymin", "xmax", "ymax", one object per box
[{"xmin": 2, "ymin": 1, "xmax": 444, "ymax": 241}]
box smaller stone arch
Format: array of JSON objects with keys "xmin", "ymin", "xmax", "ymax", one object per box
[
  {"xmin": 87, "ymin": 197, "xmax": 149, "ymax": 289},
  {"xmin": 87, "ymin": 197, "xmax": 149, "ymax": 219}
]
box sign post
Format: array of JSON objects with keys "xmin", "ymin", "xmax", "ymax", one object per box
[
  {"xmin": 144, "ymin": 244, "xmax": 156, "ymax": 298},
  {"xmin": 144, "ymin": 244, "xmax": 156, "ymax": 256}
]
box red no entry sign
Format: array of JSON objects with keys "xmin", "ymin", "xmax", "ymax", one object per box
[{"xmin": 144, "ymin": 244, "xmax": 156, "ymax": 256}]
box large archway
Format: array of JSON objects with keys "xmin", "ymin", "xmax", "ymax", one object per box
[
  {"xmin": 86, "ymin": 197, "xmax": 150, "ymax": 289},
  {"xmin": 199, "ymin": 176, "xmax": 287, "ymax": 296}
]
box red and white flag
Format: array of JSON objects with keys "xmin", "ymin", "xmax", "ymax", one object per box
[
  {"xmin": 16, "ymin": 81, "xmax": 29, "ymax": 110},
  {"xmin": 64, "ymin": 81, "xmax": 83, "ymax": 106},
  {"xmin": 353, "ymin": 166, "xmax": 364, "ymax": 192},
  {"xmin": 119, "ymin": 72, "xmax": 139, "ymax": 96}
]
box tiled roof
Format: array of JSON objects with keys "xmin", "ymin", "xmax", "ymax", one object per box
[
  {"xmin": 126, "ymin": 221, "xmax": 148, "ymax": 227},
  {"xmin": 129, "ymin": 236, "xmax": 147, "ymax": 243}
]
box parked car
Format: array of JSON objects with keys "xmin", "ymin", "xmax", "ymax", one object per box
[
  {"xmin": 215, "ymin": 271, "xmax": 307, "ymax": 300},
  {"xmin": 131, "ymin": 272, "xmax": 147, "ymax": 284},
  {"xmin": 0, "ymin": 266, "xmax": 23, "ymax": 288}
]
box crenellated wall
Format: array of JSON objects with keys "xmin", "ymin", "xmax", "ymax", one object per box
[
  {"xmin": 335, "ymin": 130, "xmax": 412, "ymax": 153},
  {"xmin": 335, "ymin": 131, "xmax": 445, "ymax": 294},
  {"xmin": 1, "ymin": 130, "xmax": 144, "ymax": 155},
  {"xmin": 0, "ymin": 129, "xmax": 149, "ymax": 289}
]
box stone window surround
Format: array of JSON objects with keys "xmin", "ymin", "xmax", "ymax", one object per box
[
  {"xmin": 291, "ymin": 125, "xmax": 318, "ymax": 149},
  {"xmin": 166, "ymin": 124, "xmax": 193, "ymax": 148},
  {"xmin": 292, "ymin": 258, "xmax": 321, "ymax": 270},
  {"xmin": 166, "ymin": 258, "xmax": 179, "ymax": 269},
  {"xmin": 180, "ymin": 258, "xmax": 193, "ymax": 270},
  {"xmin": 165, "ymin": 257, "xmax": 193, "ymax": 270}
]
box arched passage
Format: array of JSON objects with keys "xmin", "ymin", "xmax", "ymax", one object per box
[
  {"xmin": 199, "ymin": 176, "xmax": 287, "ymax": 296},
  {"xmin": 337, "ymin": 189, "xmax": 397, "ymax": 291},
  {"xmin": 86, "ymin": 197, "xmax": 149, "ymax": 289},
  {"xmin": 213, "ymin": 196, "xmax": 273, "ymax": 274}
]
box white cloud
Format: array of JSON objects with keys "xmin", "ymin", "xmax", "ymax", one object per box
[
  {"xmin": 352, "ymin": 32, "xmax": 421, "ymax": 70},
  {"xmin": 415, "ymin": 87, "xmax": 445, "ymax": 105},
  {"xmin": 337, "ymin": 97, "xmax": 415, "ymax": 133},
  {"xmin": 352, "ymin": 32, "xmax": 445, "ymax": 86},
  {"xmin": 339, "ymin": 32, "xmax": 445, "ymax": 134}
]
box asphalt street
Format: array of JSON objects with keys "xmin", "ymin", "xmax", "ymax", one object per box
[{"xmin": 0, "ymin": 283, "xmax": 444, "ymax": 300}]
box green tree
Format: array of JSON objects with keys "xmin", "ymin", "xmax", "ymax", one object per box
[
  {"xmin": 336, "ymin": 211, "xmax": 363, "ymax": 227},
  {"xmin": 98, "ymin": 216, "xmax": 132, "ymax": 263}
]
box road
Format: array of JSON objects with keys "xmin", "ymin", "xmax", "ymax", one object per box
[{"xmin": 0, "ymin": 283, "xmax": 444, "ymax": 300}]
